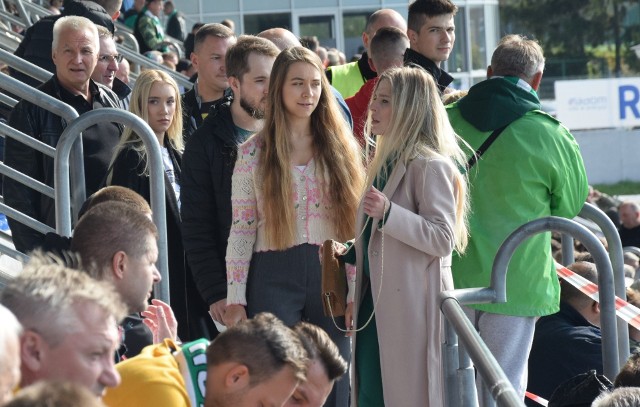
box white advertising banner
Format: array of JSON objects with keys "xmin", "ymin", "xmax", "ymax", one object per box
[{"xmin": 555, "ymin": 77, "xmax": 640, "ymax": 130}]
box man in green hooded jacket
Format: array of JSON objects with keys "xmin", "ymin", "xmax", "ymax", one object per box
[{"xmin": 447, "ymin": 34, "xmax": 589, "ymax": 405}]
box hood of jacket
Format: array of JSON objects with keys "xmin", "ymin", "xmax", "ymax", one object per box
[{"xmin": 457, "ymin": 77, "xmax": 541, "ymax": 132}]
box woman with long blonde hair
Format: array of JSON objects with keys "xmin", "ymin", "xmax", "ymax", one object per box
[
  {"xmin": 223, "ymin": 46, "xmax": 364, "ymax": 406},
  {"xmin": 342, "ymin": 66, "xmax": 469, "ymax": 407},
  {"xmin": 108, "ymin": 69, "xmax": 210, "ymax": 342}
]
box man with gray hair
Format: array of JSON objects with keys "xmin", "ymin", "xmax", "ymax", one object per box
[
  {"xmin": 0, "ymin": 304, "xmax": 22, "ymax": 405},
  {"xmin": 5, "ymin": 15, "xmax": 123, "ymax": 254},
  {"xmin": 0, "ymin": 254, "xmax": 127, "ymax": 397},
  {"xmin": 447, "ymin": 34, "xmax": 589, "ymax": 404}
]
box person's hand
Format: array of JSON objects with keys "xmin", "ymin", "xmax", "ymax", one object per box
[
  {"xmin": 363, "ymin": 186, "xmax": 389, "ymax": 219},
  {"xmin": 209, "ymin": 299, "xmax": 226, "ymax": 323},
  {"xmin": 223, "ymin": 304, "xmax": 247, "ymax": 327},
  {"xmin": 344, "ymin": 302, "xmax": 354, "ymax": 337},
  {"xmin": 318, "ymin": 240, "xmax": 348, "ymax": 262},
  {"xmin": 142, "ymin": 299, "xmax": 178, "ymax": 343}
]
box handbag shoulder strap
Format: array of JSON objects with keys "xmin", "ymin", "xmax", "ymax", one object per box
[{"xmin": 465, "ymin": 124, "xmax": 508, "ymax": 171}]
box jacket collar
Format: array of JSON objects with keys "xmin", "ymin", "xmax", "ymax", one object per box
[
  {"xmin": 381, "ymin": 159, "xmax": 406, "ymax": 200},
  {"xmin": 357, "ymin": 52, "xmax": 377, "ymax": 82},
  {"xmin": 403, "ymin": 48, "xmax": 454, "ymax": 92},
  {"xmin": 111, "ymin": 77, "xmax": 132, "ymax": 100},
  {"xmin": 51, "ymin": 75, "xmax": 102, "ymax": 102}
]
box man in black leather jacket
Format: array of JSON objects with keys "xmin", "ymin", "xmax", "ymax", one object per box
[
  {"xmin": 181, "ymin": 36, "xmax": 280, "ymax": 335},
  {"xmin": 4, "ymin": 16, "xmax": 123, "ymax": 253}
]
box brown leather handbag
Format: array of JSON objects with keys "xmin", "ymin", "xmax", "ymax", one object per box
[{"xmin": 321, "ymin": 240, "xmax": 347, "ymax": 317}]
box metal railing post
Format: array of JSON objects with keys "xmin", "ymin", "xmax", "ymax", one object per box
[
  {"xmin": 54, "ymin": 108, "xmax": 170, "ymax": 303},
  {"xmin": 458, "ymin": 339, "xmax": 479, "ymax": 406},
  {"xmin": 440, "ymin": 296, "xmax": 523, "ymax": 406},
  {"xmin": 561, "ymin": 233, "xmax": 574, "ymax": 265},
  {"xmin": 444, "ymin": 318, "xmax": 460, "ymax": 407},
  {"xmin": 492, "ymin": 216, "xmax": 619, "ymax": 379},
  {"xmin": 579, "ymin": 202, "xmax": 630, "ymax": 366}
]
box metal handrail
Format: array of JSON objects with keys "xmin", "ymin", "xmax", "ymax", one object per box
[
  {"xmin": 0, "ymin": 201, "xmax": 54, "ymax": 235},
  {"xmin": 0, "ymin": 10, "xmax": 27, "ymax": 31},
  {"xmin": 11, "ymin": 0, "xmax": 51, "ymax": 24},
  {"xmin": 0, "ymin": 161, "xmax": 54, "ymax": 197},
  {"xmin": 442, "ymin": 216, "xmax": 618, "ymax": 406},
  {"xmin": 0, "ymin": 47, "xmax": 51, "ymax": 83},
  {"xmin": 494, "ymin": 216, "xmax": 618, "ymax": 379},
  {"xmin": 0, "ymin": 122, "xmax": 56, "ymax": 157},
  {"xmin": 624, "ymin": 246, "xmax": 640, "ymax": 258},
  {"xmin": 54, "ymin": 108, "xmax": 170, "ymax": 303},
  {"xmin": 441, "ymin": 297, "xmax": 524, "ymax": 406},
  {"xmin": 116, "ymin": 31, "xmax": 140, "ymax": 56},
  {"xmin": 0, "ymin": 92, "xmax": 18, "ymax": 108},
  {"xmin": 0, "ymin": 71, "xmax": 86, "ymax": 245},
  {"xmin": 579, "ymin": 202, "xmax": 630, "ymax": 367},
  {"xmin": 117, "ymin": 45, "xmax": 192, "ymax": 90},
  {"xmin": 8, "ymin": 0, "xmax": 33, "ymax": 28}
]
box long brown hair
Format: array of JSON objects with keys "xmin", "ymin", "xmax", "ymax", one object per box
[{"xmin": 259, "ymin": 47, "xmax": 364, "ymax": 249}]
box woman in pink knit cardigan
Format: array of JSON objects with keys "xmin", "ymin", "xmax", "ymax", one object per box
[{"xmin": 223, "ymin": 46, "xmax": 364, "ymax": 407}]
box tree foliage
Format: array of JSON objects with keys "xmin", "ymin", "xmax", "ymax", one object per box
[{"xmin": 499, "ymin": 0, "xmax": 640, "ymax": 76}]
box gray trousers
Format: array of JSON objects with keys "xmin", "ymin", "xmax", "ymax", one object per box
[
  {"xmin": 464, "ymin": 307, "xmax": 536, "ymax": 406},
  {"xmin": 247, "ymin": 243, "xmax": 350, "ymax": 407}
]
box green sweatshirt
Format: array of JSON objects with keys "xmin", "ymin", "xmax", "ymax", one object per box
[{"xmin": 447, "ymin": 77, "xmax": 589, "ymax": 316}]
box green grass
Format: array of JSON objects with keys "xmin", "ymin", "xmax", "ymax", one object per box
[{"xmin": 593, "ymin": 181, "xmax": 640, "ymax": 196}]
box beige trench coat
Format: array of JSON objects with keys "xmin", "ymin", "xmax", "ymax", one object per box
[{"xmin": 350, "ymin": 156, "xmax": 457, "ymax": 407}]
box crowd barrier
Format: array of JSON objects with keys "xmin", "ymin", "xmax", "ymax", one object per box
[{"xmin": 442, "ymin": 215, "xmax": 617, "ymax": 406}]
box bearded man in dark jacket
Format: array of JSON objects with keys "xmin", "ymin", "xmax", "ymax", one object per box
[{"xmin": 181, "ymin": 36, "xmax": 279, "ymax": 334}]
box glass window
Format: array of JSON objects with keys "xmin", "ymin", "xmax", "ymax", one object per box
[
  {"xmin": 343, "ymin": 11, "xmax": 370, "ymax": 61},
  {"xmin": 447, "ymin": 8, "xmax": 467, "ymax": 73},
  {"xmin": 469, "ymin": 5, "xmax": 487, "ymax": 70},
  {"xmin": 244, "ymin": 13, "xmax": 291, "ymax": 35},
  {"xmin": 300, "ymin": 15, "xmax": 336, "ymax": 49}
]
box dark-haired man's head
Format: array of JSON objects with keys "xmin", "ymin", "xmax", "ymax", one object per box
[
  {"xmin": 407, "ymin": 0, "xmax": 457, "ymax": 67},
  {"xmin": 225, "ymin": 35, "xmax": 279, "ymax": 120},
  {"xmin": 204, "ymin": 313, "xmax": 308, "ymax": 407},
  {"xmin": 70, "ymin": 201, "xmax": 160, "ymax": 313},
  {"xmin": 561, "ymin": 262, "xmax": 600, "ymax": 327},
  {"xmin": 369, "ymin": 26, "xmax": 409, "ymax": 74},
  {"xmin": 191, "ymin": 23, "xmax": 237, "ymax": 102},
  {"xmin": 284, "ymin": 322, "xmax": 347, "ymax": 407}
]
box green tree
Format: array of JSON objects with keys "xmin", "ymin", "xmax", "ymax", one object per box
[{"xmin": 499, "ymin": 0, "xmax": 638, "ymax": 77}]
